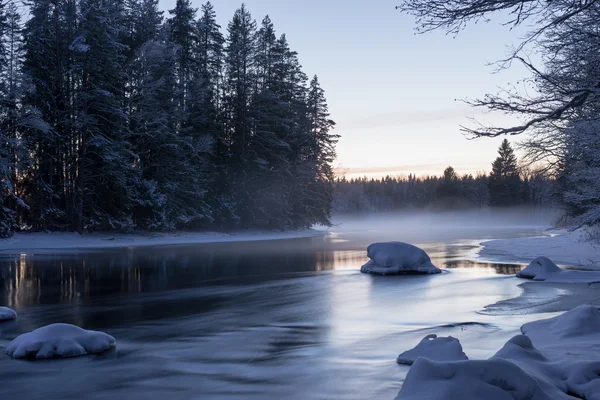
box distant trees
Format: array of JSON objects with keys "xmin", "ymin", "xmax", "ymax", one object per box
[
  {"xmin": 0, "ymin": 1, "xmax": 338, "ymax": 236},
  {"xmin": 333, "ymin": 141, "xmax": 554, "ymax": 213}
]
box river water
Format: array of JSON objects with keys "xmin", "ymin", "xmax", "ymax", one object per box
[{"xmin": 0, "ymin": 219, "xmax": 552, "ymax": 400}]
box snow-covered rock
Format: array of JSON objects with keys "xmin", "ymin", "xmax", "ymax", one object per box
[
  {"xmin": 517, "ymin": 256, "xmax": 562, "ymax": 280},
  {"xmin": 397, "ymin": 334, "xmax": 468, "ymax": 365},
  {"xmin": 396, "ymin": 357, "xmax": 563, "ymax": 399},
  {"xmin": 6, "ymin": 323, "xmax": 116, "ymax": 359},
  {"xmin": 361, "ymin": 242, "xmax": 441, "ymax": 275},
  {"xmin": 0, "ymin": 306, "xmax": 17, "ymax": 322},
  {"xmin": 515, "ymin": 257, "xmax": 600, "ymax": 283}
]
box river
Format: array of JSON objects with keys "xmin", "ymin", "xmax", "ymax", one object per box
[{"xmin": 0, "ymin": 218, "xmax": 551, "ymax": 399}]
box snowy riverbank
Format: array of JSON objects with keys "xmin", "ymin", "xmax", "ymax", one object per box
[
  {"xmin": 479, "ymin": 228, "xmax": 600, "ymax": 269},
  {"xmin": 0, "ymin": 229, "xmax": 327, "ymax": 253}
]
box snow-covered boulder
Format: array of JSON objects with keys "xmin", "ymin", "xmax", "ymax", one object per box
[
  {"xmin": 361, "ymin": 242, "xmax": 441, "ymax": 275},
  {"xmin": 517, "ymin": 257, "xmax": 562, "ymax": 280},
  {"xmin": 6, "ymin": 323, "xmax": 116, "ymax": 359},
  {"xmin": 0, "ymin": 306, "xmax": 17, "ymax": 322},
  {"xmin": 397, "ymin": 334, "xmax": 468, "ymax": 365},
  {"xmin": 522, "ymin": 304, "xmax": 600, "ymax": 342},
  {"xmin": 396, "ymin": 357, "xmax": 562, "ymax": 400}
]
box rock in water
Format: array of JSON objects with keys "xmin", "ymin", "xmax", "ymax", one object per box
[
  {"xmin": 0, "ymin": 306, "xmax": 17, "ymax": 322},
  {"xmin": 6, "ymin": 323, "xmax": 116, "ymax": 359},
  {"xmin": 397, "ymin": 334, "xmax": 468, "ymax": 365},
  {"xmin": 361, "ymin": 242, "xmax": 441, "ymax": 275},
  {"xmin": 517, "ymin": 256, "xmax": 562, "ymax": 280}
]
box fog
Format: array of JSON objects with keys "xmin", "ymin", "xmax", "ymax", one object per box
[{"xmin": 329, "ymin": 207, "xmax": 558, "ymax": 244}]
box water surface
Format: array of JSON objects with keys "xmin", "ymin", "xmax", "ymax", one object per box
[{"xmin": 0, "ymin": 222, "xmax": 547, "ymax": 400}]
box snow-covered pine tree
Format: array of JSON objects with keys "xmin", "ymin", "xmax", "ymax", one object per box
[
  {"xmin": 75, "ymin": 0, "xmax": 138, "ymax": 231},
  {"xmin": 196, "ymin": 2, "xmax": 234, "ymax": 227}
]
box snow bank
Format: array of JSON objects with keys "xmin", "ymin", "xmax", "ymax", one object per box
[
  {"xmin": 0, "ymin": 307, "xmax": 17, "ymax": 322},
  {"xmin": 0, "ymin": 229, "xmax": 326, "ymax": 253},
  {"xmin": 361, "ymin": 242, "xmax": 441, "ymax": 275},
  {"xmin": 6, "ymin": 323, "xmax": 116, "ymax": 359},
  {"xmin": 398, "ymin": 306, "xmax": 600, "ymax": 399},
  {"xmin": 396, "ymin": 334, "xmax": 468, "ymax": 365},
  {"xmin": 397, "ymin": 357, "xmax": 561, "ymax": 400},
  {"xmin": 516, "ymin": 256, "xmax": 600, "ymax": 283},
  {"xmin": 480, "ymin": 228, "xmax": 600, "ymax": 268}
]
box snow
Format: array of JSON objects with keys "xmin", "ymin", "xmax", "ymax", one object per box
[
  {"xmin": 6, "ymin": 323, "xmax": 116, "ymax": 359},
  {"xmin": 396, "ymin": 334, "xmax": 468, "ymax": 365},
  {"xmin": 0, "ymin": 307, "xmax": 17, "ymax": 322},
  {"xmin": 397, "ymin": 305, "xmax": 600, "ymax": 400},
  {"xmin": 516, "ymin": 256, "xmax": 600, "ymax": 283},
  {"xmin": 516, "ymin": 256, "xmax": 562, "ymax": 280},
  {"xmin": 397, "ymin": 357, "xmax": 561, "ymax": 400},
  {"xmin": 0, "ymin": 229, "xmax": 326, "ymax": 253},
  {"xmin": 480, "ymin": 228, "xmax": 600, "ymax": 268},
  {"xmin": 361, "ymin": 242, "xmax": 441, "ymax": 275}
]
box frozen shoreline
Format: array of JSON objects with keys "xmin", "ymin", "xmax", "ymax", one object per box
[
  {"xmin": 0, "ymin": 229, "xmax": 328, "ymax": 253},
  {"xmin": 479, "ymin": 228, "xmax": 600, "ymax": 269}
]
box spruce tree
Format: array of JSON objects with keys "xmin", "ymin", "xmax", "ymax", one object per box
[{"xmin": 488, "ymin": 139, "xmax": 522, "ymax": 207}]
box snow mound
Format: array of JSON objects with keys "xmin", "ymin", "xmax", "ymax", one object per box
[
  {"xmin": 396, "ymin": 357, "xmax": 560, "ymax": 400},
  {"xmin": 522, "ymin": 304, "xmax": 600, "ymax": 342},
  {"xmin": 515, "ymin": 256, "xmax": 600, "ymax": 283},
  {"xmin": 361, "ymin": 242, "xmax": 441, "ymax": 275},
  {"xmin": 397, "ymin": 334, "xmax": 468, "ymax": 365},
  {"xmin": 517, "ymin": 257, "xmax": 562, "ymax": 280},
  {"xmin": 6, "ymin": 323, "xmax": 116, "ymax": 359},
  {"xmin": 0, "ymin": 306, "xmax": 17, "ymax": 322}
]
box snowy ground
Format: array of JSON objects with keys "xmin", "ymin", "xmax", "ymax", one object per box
[
  {"xmin": 0, "ymin": 229, "xmax": 327, "ymax": 253},
  {"xmin": 479, "ymin": 228, "xmax": 600, "ymax": 269}
]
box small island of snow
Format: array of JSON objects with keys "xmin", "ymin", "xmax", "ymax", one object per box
[
  {"xmin": 0, "ymin": 306, "xmax": 17, "ymax": 322},
  {"xmin": 6, "ymin": 323, "xmax": 116, "ymax": 359},
  {"xmin": 397, "ymin": 334, "xmax": 468, "ymax": 365},
  {"xmin": 361, "ymin": 242, "xmax": 441, "ymax": 275}
]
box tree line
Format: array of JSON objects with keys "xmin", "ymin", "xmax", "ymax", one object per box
[
  {"xmin": 397, "ymin": 0, "xmax": 600, "ymax": 229},
  {"xmin": 0, "ymin": 0, "xmax": 339, "ymax": 237},
  {"xmin": 334, "ymin": 139, "xmax": 553, "ymax": 213}
]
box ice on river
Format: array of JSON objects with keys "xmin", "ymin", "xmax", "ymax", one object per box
[
  {"xmin": 361, "ymin": 242, "xmax": 441, "ymax": 275},
  {"xmin": 6, "ymin": 323, "xmax": 116, "ymax": 359}
]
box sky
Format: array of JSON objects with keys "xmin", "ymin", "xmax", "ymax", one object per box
[{"xmin": 159, "ymin": 0, "xmax": 531, "ymax": 178}]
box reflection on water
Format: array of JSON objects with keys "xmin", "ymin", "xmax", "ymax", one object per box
[
  {"xmin": 0, "ymin": 232, "xmax": 536, "ymax": 400},
  {"xmin": 444, "ymin": 260, "xmax": 525, "ymax": 275}
]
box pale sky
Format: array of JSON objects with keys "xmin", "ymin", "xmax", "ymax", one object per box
[{"xmin": 160, "ymin": 0, "xmax": 530, "ymax": 178}]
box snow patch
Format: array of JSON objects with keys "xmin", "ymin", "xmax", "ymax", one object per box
[
  {"xmin": 517, "ymin": 256, "xmax": 600, "ymax": 283},
  {"xmin": 0, "ymin": 307, "xmax": 17, "ymax": 322},
  {"xmin": 0, "ymin": 229, "xmax": 326, "ymax": 253},
  {"xmin": 480, "ymin": 228, "xmax": 600, "ymax": 268},
  {"xmin": 361, "ymin": 242, "xmax": 441, "ymax": 275},
  {"xmin": 6, "ymin": 323, "xmax": 116, "ymax": 359},
  {"xmin": 396, "ymin": 334, "xmax": 468, "ymax": 365}
]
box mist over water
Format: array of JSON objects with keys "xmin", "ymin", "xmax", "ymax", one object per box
[{"xmin": 0, "ymin": 209, "xmax": 556, "ymax": 400}]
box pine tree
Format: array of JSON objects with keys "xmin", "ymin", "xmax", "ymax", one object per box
[
  {"xmin": 75, "ymin": 0, "xmax": 138, "ymax": 231},
  {"xmin": 488, "ymin": 139, "xmax": 522, "ymax": 207},
  {"xmin": 0, "ymin": 2, "xmax": 28, "ymax": 236},
  {"xmin": 224, "ymin": 4, "xmax": 256, "ymax": 168}
]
